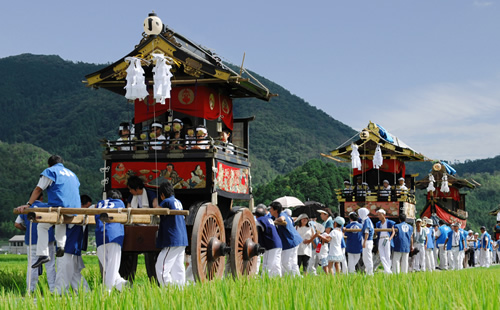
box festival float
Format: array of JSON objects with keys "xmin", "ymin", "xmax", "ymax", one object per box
[
  {"xmin": 416, "ymin": 162, "xmax": 475, "ymax": 229},
  {"xmin": 82, "ymin": 12, "xmax": 274, "ymax": 282},
  {"xmin": 323, "ymin": 121, "xmax": 430, "ymax": 223}
]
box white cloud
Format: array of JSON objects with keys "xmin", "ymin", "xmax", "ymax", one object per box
[
  {"xmin": 474, "ymin": 1, "xmax": 493, "ymax": 7},
  {"xmin": 361, "ymin": 77, "xmax": 500, "ymax": 162}
]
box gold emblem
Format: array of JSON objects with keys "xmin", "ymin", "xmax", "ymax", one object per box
[
  {"xmin": 222, "ymin": 99, "xmax": 230, "ymax": 114},
  {"xmin": 209, "ymin": 94, "xmax": 215, "ymax": 110},
  {"xmin": 178, "ymin": 88, "xmax": 194, "ymax": 105}
]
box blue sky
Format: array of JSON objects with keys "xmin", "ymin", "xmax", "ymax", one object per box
[{"xmin": 1, "ymin": 1, "xmax": 499, "ymax": 162}]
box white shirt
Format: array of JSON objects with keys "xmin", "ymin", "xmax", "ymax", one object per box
[
  {"xmin": 36, "ymin": 176, "xmax": 53, "ymax": 190},
  {"xmin": 380, "ymin": 221, "xmax": 389, "ymax": 238},
  {"xmin": 150, "ymin": 135, "xmax": 166, "ymax": 150},
  {"xmin": 296, "ymin": 226, "xmax": 314, "ymax": 257},
  {"xmin": 328, "ymin": 228, "xmax": 343, "ymax": 257},
  {"xmin": 452, "ymin": 231, "xmax": 460, "ymax": 247}
]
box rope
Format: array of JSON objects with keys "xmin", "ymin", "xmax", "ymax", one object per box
[
  {"xmin": 103, "ymin": 222, "xmax": 106, "ymax": 287},
  {"xmin": 336, "ymin": 132, "xmax": 361, "ymax": 149},
  {"xmin": 28, "ymin": 219, "xmax": 33, "ymax": 295},
  {"xmin": 126, "ymin": 208, "xmax": 133, "ymax": 225},
  {"xmin": 56, "ymin": 207, "xmax": 62, "ymax": 225}
]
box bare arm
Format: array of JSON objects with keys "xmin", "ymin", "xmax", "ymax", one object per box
[
  {"xmin": 14, "ymin": 222, "xmax": 26, "ymax": 231},
  {"xmin": 16, "ymin": 186, "xmax": 43, "ymax": 213}
]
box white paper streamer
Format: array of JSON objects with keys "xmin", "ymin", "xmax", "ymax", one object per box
[
  {"xmin": 152, "ymin": 53, "xmax": 173, "ymax": 104},
  {"xmin": 440, "ymin": 173, "xmax": 450, "ymax": 193},
  {"xmin": 124, "ymin": 57, "xmax": 148, "ymax": 101},
  {"xmin": 373, "ymin": 144, "xmax": 383, "ymax": 169},
  {"xmin": 427, "ymin": 174, "xmax": 435, "ymax": 192},
  {"xmin": 351, "ymin": 143, "xmax": 362, "ymax": 171}
]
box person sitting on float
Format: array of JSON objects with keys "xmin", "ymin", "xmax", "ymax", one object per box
[
  {"xmin": 342, "ymin": 180, "xmax": 353, "ymax": 198},
  {"xmin": 354, "ymin": 177, "xmax": 365, "ymax": 200},
  {"xmin": 379, "ymin": 180, "xmax": 391, "ymax": 200},
  {"xmin": 116, "ymin": 122, "xmax": 135, "ymax": 151},
  {"xmin": 396, "ymin": 177, "xmax": 408, "ymax": 196},
  {"xmin": 191, "ymin": 126, "xmax": 209, "ymax": 150},
  {"xmin": 150, "ymin": 122, "xmax": 166, "ymax": 150},
  {"xmin": 219, "ymin": 127, "xmax": 234, "ymax": 154},
  {"xmin": 184, "ymin": 127, "xmax": 196, "ymax": 150}
]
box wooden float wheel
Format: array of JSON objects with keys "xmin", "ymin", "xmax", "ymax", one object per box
[
  {"xmin": 229, "ymin": 208, "xmax": 260, "ymax": 278},
  {"xmin": 191, "ymin": 203, "xmax": 227, "ymax": 282}
]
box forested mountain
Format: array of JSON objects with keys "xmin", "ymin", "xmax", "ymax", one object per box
[{"xmin": 0, "ymin": 54, "xmax": 498, "ymax": 238}]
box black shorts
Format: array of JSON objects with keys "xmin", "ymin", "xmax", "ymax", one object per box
[{"xmin": 297, "ymin": 255, "xmax": 310, "ymax": 270}]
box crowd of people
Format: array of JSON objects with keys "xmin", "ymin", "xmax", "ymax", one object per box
[
  {"xmin": 13, "ymin": 155, "xmax": 500, "ymax": 294},
  {"xmin": 253, "ymin": 203, "xmax": 500, "ymax": 278}
]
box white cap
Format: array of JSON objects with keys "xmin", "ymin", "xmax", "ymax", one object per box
[
  {"xmin": 416, "ymin": 218, "xmax": 422, "ymax": 222},
  {"xmin": 452, "ymin": 222, "xmax": 459, "ymax": 227},
  {"xmin": 398, "ymin": 177, "xmax": 405, "ymax": 181},
  {"xmin": 317, "ymin": 210, "xmax": 327, "ymax": 215},
  {"xmin": 475, "ymin": 232, "xmax": 479, "ymax": 235},
  {"xmin": 196, "ymin": 127, "xmax": 208, "ymax": 135},
  {"xmin": 468, "ymin": 230, "xmax": 473, "ymax": 234},
  {"xmin": 383, "ymin": 180, "xmax": 389, "ymax": 184},
  {"xmin": 376, "ymin": 209, "xmax": 386, "ymax": 215},
  {"xmin": 151, "ymin": 122, "xmax": 162, "ymax": 128}
]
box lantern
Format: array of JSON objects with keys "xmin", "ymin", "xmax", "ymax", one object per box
[{"xmin": 143, "ymin": 12, "xmax": 163, "ymax": 36}]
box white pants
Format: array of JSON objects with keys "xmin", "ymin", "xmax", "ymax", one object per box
[
  {"xmin": 255, "ymin": 254, "xmax": 262, "ymax": 274},
  {"xmin": 438, "ymin": 244, "xmax": 448, "ymax": 270},
  {"xmin": 475, "ymin": 249, "xmax": 479, "ymax": 265},
  {"xmin": 281, "ymin": 246, "xmax": 300, "ymax": 276},
  {"xmin": 392, "ymin": 251, "xmax": 409, "ymax": 274},
  {"xmin": 341, "ymin": 248, "xmax": 348, "ymax": 274},
  {"xmin": 37, "ymin": 223, "xmax": 66, "ymax": 256},
  {"xmin": 425, "ymin": 248, "xmax": 435, "ymax": 272},
  {"xmin": 458, "ymin": 249, "xmax": 465, "ymax": 270},
  {"xmin": 347, "ymin": 253, "xmax": 361, "ymax": 273},
  {"xmin": 448, "ymin": 247, "xmax": 461, "ymax": 270},
  {"xmin": 27, "ymin": 242, "xmax": 56, "ymax": 292},
  {"xmin": 155, "ymin": 246, "xmax": 186, "ymax": 287},
  {"xmin": 307, "ymin": 251, "xmax": 321, "ymax": 275},
  {"xmin": 55, "ymin": 254, "xmax": 89, "ymax": 294},
  {"xmin": 378, "ymin": 238, "xmax": 392, "ymax": 274},
  {"xmin": 362, "ymin": 240, "xmax": 374, "ymax": 275},
  {"xmin": 97, "ymin": 243, "xmax": 127, "ymax": 292},
  {"xmin": 479, "ymin": 249, "xmax": 491, "ymax": 268},
  {"xmin": 434, "ymin": 246, "xmax": 439, "ymax": 268},
  {"xmin": 263, "ymin": 248, "xmax": 282, "ymax": 277},
  {"xmin": 414, "ymin": 243, "xmax": 426, "ymax": 271}
]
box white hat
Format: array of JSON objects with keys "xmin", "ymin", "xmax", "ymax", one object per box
[
  {"xmin": 196, "ymin": 127, "xmax": 208, "ymax": 135},
  {"xmin": 475, "ymin": 232, "xmax": 479, "ymax": 235},
  {"xmin": 151, "ymin": 122, "xmax": 162, "ymax": 128},
  {"xmin": 426, "ymin": 219, "xmax": 433, "ymax": 225},
  {"xmin": 468, "ymin": 230, "xmax": 473, "ymax": 234},
  {"xmin": 383, "ymin": 180, "xmax": 389, "ymax": 184},
  {"xmin": 173, "ymin": 118, "xmax": 183, "ymax": 125},
  {"xmin": 317, "ymin": 210, "xmax": 328, "ymax": 215},
  {"xmin": 452, "ymin": 222, "xmax": 459, "ymax": 227},
  {"xmin": 398, "ymin": 177, "xmax": 405, "ymax": 181},
  {"xmin": 416, "ymin": 218, "xmax": 422, "ymax": 222},
  {"xmin": 376, "ymin": 209, "xmax": 386, "ymax": 215},
  {"xmin": 294, "ymin": 213, "xmax": 309, "ymax": 223}
]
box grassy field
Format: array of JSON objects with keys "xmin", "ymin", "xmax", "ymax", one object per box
[{"xmin": 0, "ymin": 254, "xmax": 499, "ymax": 309}]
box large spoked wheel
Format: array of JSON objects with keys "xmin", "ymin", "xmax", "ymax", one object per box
[
  {"xmin": 191, "ymin": 203, "xmax": 228, "ymax": 282},
  {"xmin": 229, "ymin": 208, "xmax": 260, "ymax": 278}
]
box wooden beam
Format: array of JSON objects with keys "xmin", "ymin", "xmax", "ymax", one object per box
[{"xmin": 15, "ymin": 207, "xmax": 189, "ymax": 216}]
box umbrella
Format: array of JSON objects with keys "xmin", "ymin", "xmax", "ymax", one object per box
[
  {"xmin": 273, "ymin": 196, "xmax": 304, "ymax": 209},
  {"xmin": 291, "ymin": 201, "xmax": 325, "ymax": 218}
]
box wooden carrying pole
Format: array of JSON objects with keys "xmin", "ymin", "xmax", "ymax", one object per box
[
  {"xmin": 27, "ymin": 213, "xmax": 96, "ymax": 225},
  {"xmin": 14, "ymin": 207, "xmax": 189, "ymax": 216},
  {"xmin": 100, "ymin": 213, "xmax": 152, "ymax": 224},
  {"xmin": 344, "ymin": 228, "xmax": 399, "ymax": 232}
]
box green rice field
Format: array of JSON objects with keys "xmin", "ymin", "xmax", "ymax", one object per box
[{"xmin": 0, "ymin": 254, "xmax": 499, "ymax": 309}]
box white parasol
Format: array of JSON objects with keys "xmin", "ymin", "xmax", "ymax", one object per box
[{"xmin": 273, "ymin": 196, "xmax": 304, "ymax": 209}]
